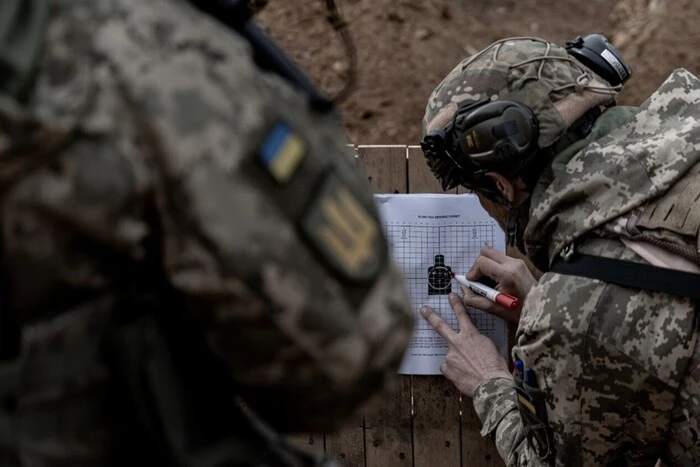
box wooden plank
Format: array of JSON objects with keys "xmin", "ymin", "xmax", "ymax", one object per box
[
  {"xmin": 364, "ymin": 376, "xmax": 413, "ymax": 467},
  {"xmin": 407, "ymin": 145, "xmax": 456, "ymax": 194},
  {"xmin": 412, "ymin": 376, "xmax": 462, "ymax": 466},
  {"xmin": 324, "ymin": 415, "xmax": 365, "ymax": 467},
  {"xmin": 358, "ymin": 146, "xmax": 413, "ymax": 467},
  {"xmin": 407, "ymin": 146, "xmax": 439, "ymax": 195},
  {"xmin": 358, "ymin": 145, "xmax": 408, "ymax": 195},
  {"xmin": 407, "ymin": 145, "xmax": 462, "ymax": 466}
]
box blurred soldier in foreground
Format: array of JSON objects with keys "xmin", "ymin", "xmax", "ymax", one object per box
[
  {"xmin": 0, "ymin": 0, "xmax": 413, "ymax": 465},
  {"xmin": 420, "ymin": 34, "xmax": 700, "ymax": 465}
]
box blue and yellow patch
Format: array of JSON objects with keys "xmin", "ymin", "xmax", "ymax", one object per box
[{"xmin": 258, "ymin": 123, "xmax": 306, "ymax": 184}]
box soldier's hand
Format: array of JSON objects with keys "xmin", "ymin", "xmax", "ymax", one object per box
[
  {"xmin": 463, "ymin": 246, "xmax": 536, "ymax": 323},
  {"xmin": 420, "ymin": 290, "xmax": 511, "ymax": 398}
]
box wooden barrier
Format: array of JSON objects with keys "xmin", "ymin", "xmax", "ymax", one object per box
[{"xmin": 289, "ymin": 145, "xmax": 512, "ymax": 467}]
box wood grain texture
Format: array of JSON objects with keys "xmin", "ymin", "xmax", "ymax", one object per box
[
  {"xmin": 359, "ymin": 146, "xmax": 413, "ymax": 467},
  {"xmin": 363, "ymin": 376, "xmax": 414, "ymax": 467},
  {"xmin": 325, "ymin": 416, "xmax": 366, "ymax": 467},
  {"xmin": 412, "ymin": 376, "xmax": 462, "ymax": 466},
  {"xmin": 358, "ymin": 146, "xmax": 408, "ymax": 194}
]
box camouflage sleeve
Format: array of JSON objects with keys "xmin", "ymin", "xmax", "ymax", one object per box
[
  {"xmin": 473, "ymin": 377, "xmax": 546, "ymax": 466},
  {"xmin": 473, "ymin": 377, "xmax": 556, "ymax": 466},
  {"xmin": 80, "ymin": 0, "xmax": 413, "ymax": 432},
  {"xmin": 490, "ymin": 236, "xmax": 697, "ymax": 465}
]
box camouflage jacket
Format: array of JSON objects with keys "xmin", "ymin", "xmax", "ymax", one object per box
[
  {"xmin": 473, "ymin": 68, "xmax": 700, "ymax": 466},
  {"xmin": 0, "ymin": 0, "xmax": 414, "ymax": 465}
]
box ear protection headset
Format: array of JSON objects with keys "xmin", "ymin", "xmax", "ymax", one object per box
[
  {"xmin": 421, "ymin": 34, "xmax": 633, "ymax": 194},
  {"xmin": 565, "ymin": 34, "xmax": 632, "ymax": 87}
]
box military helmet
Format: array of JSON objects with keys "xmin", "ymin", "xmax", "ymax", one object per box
[{"xmin": 421, "ymin": 35, "xmax": 630, "ymax": 194}]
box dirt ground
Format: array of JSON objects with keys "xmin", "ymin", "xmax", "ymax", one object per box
[{"xmin": 254, "ymin": 0, "xmax": 700, "ymax": 145}]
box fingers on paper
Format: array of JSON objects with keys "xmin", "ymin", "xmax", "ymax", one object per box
[
  {"xmin": 449, "ymin": 291, "xmax": 477, "ymax": 334},
  {"xmin": 421, "ymin": 305, "xmax": 454, "ymax": 340}
]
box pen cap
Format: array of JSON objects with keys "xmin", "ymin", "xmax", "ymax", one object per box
[{"xmin": 496, "ymin": 293, "xmax": 519, "ymax": 309}]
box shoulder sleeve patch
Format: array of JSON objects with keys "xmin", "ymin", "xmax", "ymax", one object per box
[
  {"xmin": 300, "ymin": 172, "xmax": 387, "ymax": 283},
  {"xmin": 258, "ymin": 122, "xmax": 307, "ymax": 184}
]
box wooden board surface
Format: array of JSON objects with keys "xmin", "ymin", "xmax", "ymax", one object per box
[
  {"xmin": 358, "ymin": 146, "xmax": 414, "ymax": 467},
  {"xmin": 325, "ymin": 415, "xmax": 365, "ymax": 467},
  {"xmin": 289, "ymin": 145, "xmax": 511, "ymax": 467}
]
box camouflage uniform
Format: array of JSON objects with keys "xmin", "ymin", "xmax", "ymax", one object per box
[
  {"xmin": 0, "ymin": 0, "xmax": 414, "ymax": 465},
  {"xmin": 424, "ymin": 38, "xmax": 700, "ymax": 466}
]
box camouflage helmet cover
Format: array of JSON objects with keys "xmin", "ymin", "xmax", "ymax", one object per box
[{"xmin": 423, "ymin": 37, "xmax": 622, "ymax": 149}]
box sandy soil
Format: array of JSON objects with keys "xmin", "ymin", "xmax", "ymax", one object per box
[{"xmin": 254, "ymin": 0, "xmax": 700, "ymax": 145}]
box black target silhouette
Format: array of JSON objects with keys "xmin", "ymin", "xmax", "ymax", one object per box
[{"xmin": 427, "ymin": 254, "xmax": 453, "ymax": 295}]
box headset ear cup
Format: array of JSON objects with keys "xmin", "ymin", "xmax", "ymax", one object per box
[
  {"xmin": 456, "ymin": 100, "xmax": 539, "ymax": 172},
  {"xmin": 492, "ymin": 140, "xmax": 517, "ymax": 166}
]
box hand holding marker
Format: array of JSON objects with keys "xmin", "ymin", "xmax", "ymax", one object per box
[{"xmin": 451, "ymin": 273, "xmax": 519, "ymax": 310}]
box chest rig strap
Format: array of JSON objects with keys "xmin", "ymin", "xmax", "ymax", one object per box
[{"xmin": 550, "ymin": 250, "xmax": 700, "ymax": 300}]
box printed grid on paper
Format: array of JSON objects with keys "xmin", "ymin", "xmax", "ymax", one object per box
[{"xmin": 385, "ymin": 222, "xmax": 497, "ymax": 333}]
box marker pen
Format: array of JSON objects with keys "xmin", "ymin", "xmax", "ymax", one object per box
[{"xmin": 452, "ymin": 273, "xmax": 519, "ymax": 309}]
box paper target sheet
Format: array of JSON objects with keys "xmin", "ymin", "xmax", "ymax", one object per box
[{"xmin": 374, "ymin": 193, "xmax": 508, "ymax": 375}]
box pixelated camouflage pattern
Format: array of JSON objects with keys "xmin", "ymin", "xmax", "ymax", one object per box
[
  {"xmin": 526, "ymin": 68, "xmax": 700, "ymax": 270},
  {"xmin": 0, "ymin": 0, "xmax": 414, "ymax": 463},
  {"xmin": 422, "ymin": 37, "xmax": 617, "ymax": 149},
  {"xmin": 472, "ymin": 377, "xmax": 537, "ymax": 465},
  {"xmin": 472, "ymin": 69, "xmax": 700, "ymax": 465}
]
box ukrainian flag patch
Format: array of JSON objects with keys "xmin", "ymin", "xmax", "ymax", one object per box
[{"xmin": 258, "ymin": 122, "xmax": 306, "ymax": 184}]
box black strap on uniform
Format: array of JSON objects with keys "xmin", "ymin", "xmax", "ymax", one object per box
[
  {"xmin": 186, "ymin": 0, "xmax": 336, "ymax": 114},
  {"xmin": 550, "ymin": 253, "xmax": 700, "ymax": 300}
]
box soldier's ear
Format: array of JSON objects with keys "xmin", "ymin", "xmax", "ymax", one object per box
[{"xmin": 484, "ymin": 172, "xmax": 515, "ymax": 203}]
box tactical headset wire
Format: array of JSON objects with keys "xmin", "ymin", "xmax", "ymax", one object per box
[
  {"xmin": 324, "ymin": 0, "xmax": 358, "ymax": 105},
  {"xmin": 247, "ymin": 0, "xmax": 357, "ymax": 106}
]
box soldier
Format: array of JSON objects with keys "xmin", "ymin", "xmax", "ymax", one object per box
[
  {"xmin": 419, "ymin": 34, "xmax": 700, "ymax": 465},
  {"xmin": 0, "ymin": 0, "xmax": 414, "ymax": 465}
]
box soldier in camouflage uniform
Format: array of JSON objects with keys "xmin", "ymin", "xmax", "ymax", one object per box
[
  {"xmin": 420, "ymin": 36, "xmax": 700, "ymax": 466},
  {"xmin": 0, "ymin": 0, "xmax": 414, "ymax": 465}
]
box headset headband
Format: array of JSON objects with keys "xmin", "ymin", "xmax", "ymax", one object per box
[{"xmin": 421, "ymin": 34, "xmax": 632, "ymax": 196}]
